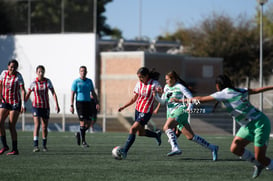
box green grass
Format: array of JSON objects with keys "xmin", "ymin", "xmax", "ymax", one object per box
[{"xmin": 1, "ymin": 131, "xmax": 273, "ymax": 181}]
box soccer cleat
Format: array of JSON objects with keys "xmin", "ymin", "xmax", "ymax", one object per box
[
  {"xmin": 156, "ymin": 130, "xmax": 162, "ymax": 146},
  {"xmin": 33, "ymin": 146, "xmax": 40, "ymax": 152},
  {"xmin": 167, "ymin": 149, "xmax": 182, "ymax": 156},
  {"xmin": 119, "ymin": 148, "xmax": 127, "ymax": 159},
  {"xmin": 82, "ymin": 142, "xmax": 89, "ymax": 148},
  {"xmin": 75, "ymin": 132, "xmax": 81, "ymax": 145},
  {"xmin": 6, "ymin": 150, "xmax": 19, "ymax": 155},
  {"xmin": 252, "ymin": 165, "xmax": 265, "ymax": 178},
  {"xmin": 42, "ymin": 147, "xmax": 48, "ymax": 152},
  {"xmin": 212, "ymin": 145, "xmax": 219, "ymax": 161},
  {"xmin": 0, "ymin": 147, "xmax": 9, "ymax": 155}
]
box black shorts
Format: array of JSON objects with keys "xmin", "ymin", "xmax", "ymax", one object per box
[
  {"xmin": 32, "ymin": 107, "xmax": 50, "ymax": 119},
  {"xmin": 76, "ymin": 101, "xmax": 95, "ymax": 121},
  {"xmin": 0, "ymin": 102, "xmax": 21, "ymax": 112}
]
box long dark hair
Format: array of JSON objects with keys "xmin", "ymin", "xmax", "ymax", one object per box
[
  {"xmin": 216, "ymin": 74, "xmax": 245, "ymax": 93},
  {"xmin": 137, "ymin": 67, "xmax": 160, "ymax": 80},
  {"xmin": 167, "ymin": 71, "xmax": 193, "ymax": 93}
]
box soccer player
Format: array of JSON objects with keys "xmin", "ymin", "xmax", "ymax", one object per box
[
  {"xmin": 70, "ymin": 66, "xmax": 99, "ymax": 147},
  {"xmin": 0, "ymin": 59, "xmax": 26, "ymax": 155},
  {"xmin": 118, "ymin": 67, "xmax": 162, "ymax": 159},
  {"xmin": 154, "ymin": 71, "xmax": 219, "ymax": 160},
  {"xmin": 25, "ymin": 65, "xmax": 60, "ymax": 152},
  {"xmin": 172, "ymin": 74, "xmax": 273, "ymax": 178}
]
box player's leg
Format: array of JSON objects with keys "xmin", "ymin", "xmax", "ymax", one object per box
[
  {"xmin": 164, "ymin": 117, "xmax": 181, "ymax": 156},
  {"xmin": 120, "ymin": 121, "xmax": 141, "ymax": 158},
  {"xmin": 33, "ymin": 116, "xmax": 41, "ymax": 152},
  {"xmin": 0, "ymin": 108, "xmax": 9, "ymax": 154},
  {"xmin": 7, "ymin": 110, "xmax": 20, "ymax": 155},
  {"xmin": 137, "ymin": 112, "xmax": 161, "ymax": 146},
  {"xmin": 41, "ymin": 117, "xmax": 49, "ymax": 151},
  {"xmin": 182, "ymin": 123, "xmax": 219, "ymax": 161}
]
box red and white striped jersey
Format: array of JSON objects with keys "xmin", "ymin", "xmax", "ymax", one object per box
[
  {"xmin": 28, "ymin": 77, "xmax": 54, "ymax": 109},
  {"xmin": 0, "ymin": 70, "xmax": 24, "ymax": 105},
  {"xmin": 134, "ymin": 79, "xmax": 161, "ymax": 113}
]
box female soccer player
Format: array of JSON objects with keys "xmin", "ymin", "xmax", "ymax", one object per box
[
  {"xmin": 0, "ymin": 59, "xmax": 26, "ymax": 155},
  {"xmin": 25, "ymin": 65, "xmax": 60, "ymax": 152},
  {"xmin": 172, "ymin": 74, "xmax": 273, "ymax": 178},
  {"xmin": 70, "ymin": 66, "xmax": 99, "ymax": 147},
  {"xmin": 118, "ymin": 67, "xmax": 162, "ymax": 159},
  {"xmin": 154, "ymin": 71, "xmax": 218, "ymax": 160}
]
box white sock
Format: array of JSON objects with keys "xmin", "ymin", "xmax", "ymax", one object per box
[
  {"xmin": 192, "ymin": 135, "xmax": 213, "ymax": 150},
  {"xmin": 266, "ymin": 160, "xmax": 273, "ymax": 170},
  {"xmin": 240, "ymin": 149, "xmax": 261, "ymax": 166},
  {"xmin": 165, "ymin": 129, "xmax": 179, "ymax": 150},
  {"xmin": 33, "ymin": 136, "xmax": 38, "ymax": 141}
]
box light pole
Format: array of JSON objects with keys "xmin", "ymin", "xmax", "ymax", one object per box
[{"xmin": 257, "ymin": 0, "xmax": 267, "ymax": 111}]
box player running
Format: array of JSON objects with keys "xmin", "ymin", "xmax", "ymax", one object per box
[
  {"xmin": 0, "ymin": 59, "xmax": 26, "ymax": 155},
  {"xmin": 172, "ymin": 74, "xmax": 273, "ymax": 178},
  {"xmin": 25, "ymin": 65, "xmax": 60, "ymax": 152},
  {"xmin": 154, "ymin": 71, "xmax": 218, "ymax": 160},
  {"xmin": 118, "ymin": 67, "xmax": 162, "ymax": 159}
]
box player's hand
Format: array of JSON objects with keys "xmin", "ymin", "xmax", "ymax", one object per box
[
  {"xmin": 70, "ymin": 107, "xmax": 74, "ymax": 114},
  {"xmin": 56, "ymin": 106, "xmax": 60, "ymax": 113},
  {"xmin": 96, "ymin": 104, "xmax": 100, "ymax": 111},
  {"xmin": 21, "ymin": 107, "xmax": 26, "ymax": 113},
  {"xmin": 118, "ymin": 107, "xmax": 124, "ymax": 112}
]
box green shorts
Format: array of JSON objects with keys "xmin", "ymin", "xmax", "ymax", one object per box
[
  {"xmin": 236, "ymin": 113, "xmax": 271, "ymax": 147},
  {"xmin": 167, "ymin": 106, "xmax": 189, "ymax": 131}
]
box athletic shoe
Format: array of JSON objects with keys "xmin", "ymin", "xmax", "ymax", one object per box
[
  {"xmin": 212, "ymin": 145, "xmax": 219, "ymax": 161},
  {"xmin": 33, "ymin": 146, "xmax": 40, "ymax": 152},
  {"xmin": 82, "ymin": 142, "xmax": 89, "ymax": 148},
  {"xmin": 0, "ymin": 147, "xmax": 9, "ymax": 155},
  {"xmin": 252, "ymin": 165, "xmax": 265, "ymax": 178},
  {"xmin": 75, "ymin": 132, "xmax": 81, "ymax": 145},
  {"xmin": 156, "ymin": 130, "xmax": 162, "ymax": 146},
  {"xmin": 6, "ymin": 150, "xmax": 19, "ymax": 155},
  {"xmin": 167, "ymin": 148, "xmax": 182, "ymax": 156},
  {"xmin": 42, "ymin": 147, "xmax": 48, "ymax": 152},
  {"xmin": 119, "ymin": 148, "xmax": 127, "ymax": 159}
]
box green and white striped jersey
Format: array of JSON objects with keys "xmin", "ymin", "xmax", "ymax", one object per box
[{"xmin": 210, "ymin": 88, "xmax": 262, "ymax": 126}]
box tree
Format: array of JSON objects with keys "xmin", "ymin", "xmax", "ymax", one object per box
[{"xmin": 158, "ymin": 13, "xmax": 273, "ymax": 86}]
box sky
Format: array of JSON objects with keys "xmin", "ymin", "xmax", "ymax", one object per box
[{"xmin": 104, "ymin": 0, "xmax": 273, "ymax": 40}]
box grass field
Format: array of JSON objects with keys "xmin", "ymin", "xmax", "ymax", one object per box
[{"xmin": 0, "ymin": 131, "xmax": 273, "ymax": 181}]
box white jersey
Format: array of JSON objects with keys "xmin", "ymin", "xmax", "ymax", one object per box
[{"xmin": 210, "ymin": 88, "xmax": 262, "ymax": 126}]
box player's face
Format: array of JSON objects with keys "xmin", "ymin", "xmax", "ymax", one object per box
[
  {"xmin": 137, "ymin": 73, "xmax": 148, "ymax": 83},
  {"xmin": 79, "ymin": 68, "xmax": 87, "ymax": 79},
  {"xmin": 36, "ymin": 68, "xmax": 45, "ymax": 79},
  {"xmin": 165, "ymin": 75, "xmax": 175, "ymax": 87},
  {"xmin": 8, "ymin": 63, "xmax": 17, "ymax": 75}
]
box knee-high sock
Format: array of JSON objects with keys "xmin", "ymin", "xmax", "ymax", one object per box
[
  {"xmin": 192, "ymin": 135, "xmax": 213, "ymax": 150},
  {"xmin": 165, "ymin": 129, "xmax": 179, "ymax": 150},
  {"xmin": 0, "ymin": 136, "xmax": 8, "ymax": 147},
  {"xmin": 80, "ymin": 126, "xmax": 86, "ymax": 143},
  {"xmin": 123, "ymin": 134, "xmax": 136, "ymax": 153},
  {"xmin": 145, "ymin": 129, "xmax": 157, "ymax": 138},
  {"xmin": 240, "ymin": 149, "xmax": 261, "ymax": 166}
]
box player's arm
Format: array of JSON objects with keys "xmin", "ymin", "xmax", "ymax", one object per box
[
  {"xmin": 20, "ymin": 85, "xmax": 26, "ymax": 113},
  {"xmin": 91, "ymin": 89, "xmax": 100, "ymax": 111},
  {"xmin": 51, "ymin": 89, "xmax": 60, "ymax": 113},
  {"xmin": 248, "ymin": 86, "xmax": 273, "ymax": 94},
  {"xmin": 70, "ymin": 91, "xmax": 75, "ymax": 114},
  {"xmin": 153, "ymin": 103, "xmax": 161, "ymax": 114},
  {"xmin": 0, "ymin": 81, "xmax": 2, "ymax": 103},
  {"xmin": 118, "ymin": 93, "xmax": 138, "ymax": 112}
]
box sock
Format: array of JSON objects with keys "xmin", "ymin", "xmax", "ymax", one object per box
[
  {"xmin": 42, "ymin": 138, "xmax": 47, "ymax": 147},
  {"xmin": 33, "ymin": 136, "xmax": 38, "ymax": 147},
  {"xmin": 1, "ymin": 136, "xmax": 8, "ymax": 148},
  {"xmin": 12, "ymin": 141, "xmax": 18, "ymax": 151},
  {"xmin": 165, "ymin": 129, "xmax": 179, "ymax": 150},
  {"xmin": 240, "ymin": 149, "xmax": 261, "ymax": 166},
  {"xmin": 192, "ymin": 135, "xmax": 212, "ymax": 150},
  {"xmin": 266, "ymin": 160, "xmax": 273, "ymax": 170},
  {"xmin": 123, "ymin": 134, "xmax": 136, "ymax": 153},
  {"xmin": 145, "ymin": 129, "xmax": 157, "ymax": 138},
  {"xmin": 80, "ymin": 126, "xmax": 86, "ymax": 143}
]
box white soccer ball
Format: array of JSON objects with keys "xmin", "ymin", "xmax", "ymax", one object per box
[{"xmin": 112, "ymin": 146, "xmax": 122, "ymax": 160}]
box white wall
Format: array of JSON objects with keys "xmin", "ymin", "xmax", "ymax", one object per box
[{"xmin": 0, "ymin": 34, "xmax": 96, "ymax": 113}]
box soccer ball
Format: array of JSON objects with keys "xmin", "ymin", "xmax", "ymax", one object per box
[{"xmin": 112, "ymin": 146, "xmax": 122, "ymax": 160}]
